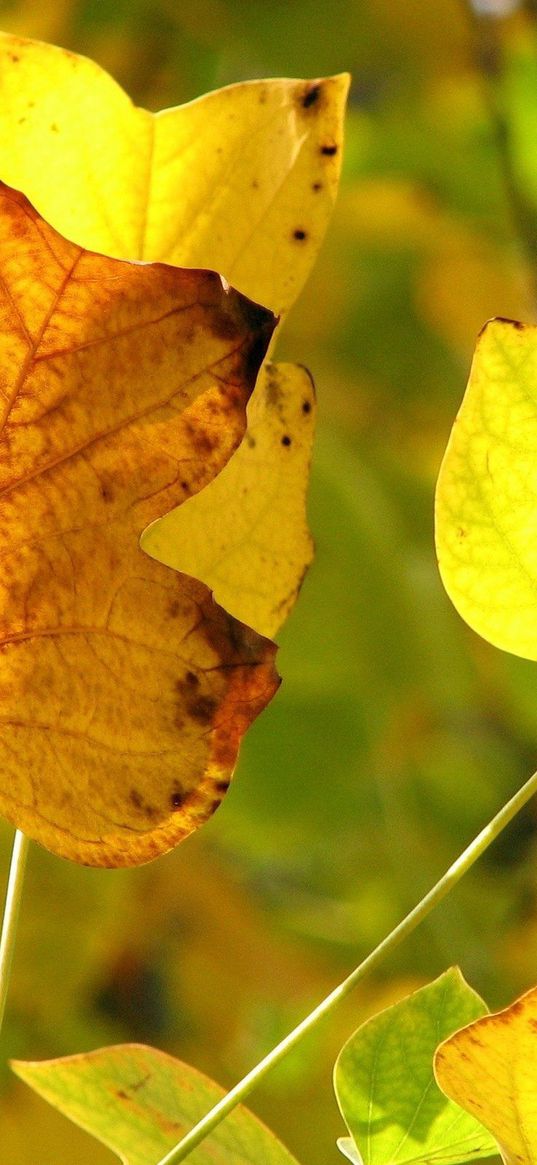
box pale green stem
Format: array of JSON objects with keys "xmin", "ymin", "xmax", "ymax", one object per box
[
  {"xmin": 156, "ymin": 768, "xmax": 537, "ymax": 1165},
  {"xmin": 0, "ymin": 830, "xmax": 29, "ymax": 1037}
]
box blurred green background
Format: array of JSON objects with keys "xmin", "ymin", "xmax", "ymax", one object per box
[{"xmin": 2, "ymin": 1, "xmax": 537, "ymax": 1162}]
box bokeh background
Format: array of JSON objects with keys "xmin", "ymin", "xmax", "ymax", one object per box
[{"xmin": 1, "ymin": 1, "xmax": 537, "ymax": 1162}]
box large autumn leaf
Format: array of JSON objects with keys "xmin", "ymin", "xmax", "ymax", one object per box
[
  {"xmin": 12, "ymin": 1044, "xmax": 303, "ymax": 1165},
  {"xmin": 0, "ymin": 32, "xmax": 348, "ymax": 316},
  {"xmin": 0, "ymin": 32, "xmax": 347, "ymax": 641},
  {"xmin": 435, "ymin": 317, "xmax": 537, "ymax": 660},
  {"xmin": 435, "ymin": 985, "xmax": 537, "ymax": 1165},
  {"xmin": 0, "ymin": 181, "xmax": 279, "ymax": 868}
]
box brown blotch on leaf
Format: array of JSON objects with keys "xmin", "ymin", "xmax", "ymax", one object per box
[
  {"xmin": 167, "ymin": 599, "xmax": 181, "ymax": 619},
  {"xmin": 116, "ymin": 1089, "xmax": 129, "ymax": 1100},
  {"xmin": 293, "ymin": 228, "xmax": 308, "ymax": 241},
  {"xmin": 130, "ymin": 789, "xmax": 143, "ymax": 810},
  {"xmin": 170, "ymin": 790, "xmax": 186, "ymax": 810},
  {"xmin": 100, "ymin": 481, "xmax": 115, "ymax": 503},
  {"xmin": 215, "ymin": 778, "xmax": 230, "ymax": 794},
  {"xmin": 300, "ymin": 82, "xmax": 324, "ymax": 110},
  {"xmin": 188, "ymin": 695, "xmax": 218, "ymax": 724},
  {"xmin": 209, "ymin": 798, "xmax": 222, "ymax": 816},
  {"xmin": 312, "ymin": 181, "xmax": 323, "ymax": 192},
  {"xmin": 185, "ymin": 670, "xmax": 200, "ymax": 687},
  {"xmin": 321, "ymin": 143, "xmax": 338, "ymax": 156}
]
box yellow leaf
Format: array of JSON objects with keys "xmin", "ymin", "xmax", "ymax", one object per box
[
  {"xmin": 435, "ymin": 317, "xmax": 537, "ymax": 660},
  {"xmin": 0, "ymin": 182, "xmax": 278, "ymax": 867},
  {"xmin": 141, "ymin": 362, "xmax": 315, "ymax": 639},
  {"xmin": 434, "ymin": 985, "xmax": 537, "ymax": 1165},
  {"xmin": 0, "ymin": 32, "xmax": 349, "ymax": 316}
]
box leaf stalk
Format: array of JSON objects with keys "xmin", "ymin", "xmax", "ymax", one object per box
[
  {"xmin": 0, "ymin": 830, "xmax": 29, "ymax": 1038},
  {"xmin": 156, "ymin": 768, "xmax": 537, "ymax": 1164}
]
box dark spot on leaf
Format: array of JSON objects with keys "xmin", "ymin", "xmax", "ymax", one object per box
[
  {"xmin": 189, "ymin": 695, "xmax": 218, "ymax": 724},
  {"xmin": 252, "ymin": 179, "xmax": 259, "ymax": 189},
  {"xmin": 302, "ymin": 399, "xmax": 312, "ymax": 414},
  {"xmin": 321, "ymin": 143, "xmax": 338, "ymax": 156},
  {"xmin": 100, "ymin": 481, "xmax": 114, "ymax": 502},
  {"xmin": 209, "ymin": 798, "xmax": 222, "ymax": 815},
  {"xmin": 302, "ymin": 84, "xmax": 321, "ymax": 109},
  {"xmin": 185, "ymin": 670, "xmax": 200, "ymax": 687},
  {"xmin": 215, "ymin": 779, "xmax": 230, "ymax": 793},
  {"xmin": 9, "ymin": 53, "xmax": 20, "ymax": 63},
  {"xmin": 50, "ymin": 123, "xmax": 59, "ymax": 133},
  {"xmin": 130, "ymin": 789, "xmax": 143, "ymax": 809},
  {"xmin": 312, "ymin": 181, "xmax": 323, "ymax": 192},
  {"xmin": 246, "ymin": 433, "xmax": 256, "ymax": 448},
  {"xmin": 293, "ymin": 228, "xmax": 308, "ymax": 241},
  {"xmin": 170, "ymin": 790, "xmax": 186, "ymax": 809},
  {"xmin": 18, "ymin": 116, "xmax": 26, "ymax": 125},
  {"xmin": 116, "ymin": 1089, "xmax": 129, "ymax": 1100},
  {"xmin": 281, "ymin": 435, "xmax": 292, "ymax": 446},
  {"xmin": 180, "ymin": 480, "xmax": 189, "ymax": 491},
  {"xmin": 168, "ymin": 599, "xmax": 181, "ymax": 618}
]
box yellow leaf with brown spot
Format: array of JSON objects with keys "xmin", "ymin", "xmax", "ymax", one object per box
[
  {"xmin": 141, "ymin": 363, "xmax": 316, "ymax": 639},
  {"xmin": 435, "ymin": 986, "xmax": 537, "ymax": 1165},
  {"xmin": 0, "ymin": 32, "xmax": 349, "ymax": 317},
  {"xmin": 0, "ymin": 182, "xmax": 279, "ymax": 867}
]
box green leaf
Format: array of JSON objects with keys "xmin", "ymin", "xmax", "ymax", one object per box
[
  {"xmin": 333, "ymin": 968, "xmax": 497, "ymax": 1165},
  {"xmin": 12, "ymin": 1044, "xmax": 302, "ymax": 1165}
]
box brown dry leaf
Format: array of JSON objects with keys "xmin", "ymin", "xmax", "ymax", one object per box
[{"xmin": 0, "ymin": 182, "xmax": 279, "ymax": 867}]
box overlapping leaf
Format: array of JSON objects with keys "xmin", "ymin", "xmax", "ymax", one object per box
[
  {"xmin": 0, "ymin": 31, "xmax": 347, "ymax": 643},
  {"xmin": 0, "ymin": 32, "xmax": 348, "ymax": 315},
  {"xmin": 142, "ymin": 362, "xmax": 316, "ymax": 638},
  {"xmin": 0, "ymin": 182, "xmax": 278, "ymax": 867},
  {"xmin": 436, "ymin": 318, "xmax": 537, "ymax": 659},
  {"xmin": 12, "ymin": 1044, "xmax": 303, "ymax": 1165},
  {"xmin": 435, "ymin": 985, "xmax": 537, "ymax": 1165}
]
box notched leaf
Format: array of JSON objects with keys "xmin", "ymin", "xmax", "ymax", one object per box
[
  {"xmin": 0, "ymin": 182, "xmax": 278, "ymax": 867},
  {"xmin": 0, "ymin": 32, "xmax": 349, "ymax": 316},
  {"xmin": 141, "ymin": 362, "xmax": 316, "ymax": 639}
]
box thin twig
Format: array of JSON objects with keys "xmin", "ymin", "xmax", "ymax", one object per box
[
  {"xmin": 0, "ymin": 830, "xmax": 29, "ymax": 1037},
  {"xmin": 155, "ymin": 768, "xmax": 537, "ymax": 1164},
  {"xmin": 462, "ymin": 0, "xmax": 537, "ymax": 310}
]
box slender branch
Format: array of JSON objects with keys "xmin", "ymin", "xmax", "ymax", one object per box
[
  {"xmin": 155, "ymin": 768, "xmax": 537, "ymax": 1165},
  {"xmin": 462, "ymin": 0, "xmax": 537, "ymax": 309},
  {"xmin": 0, "ymin": 830, "xmax": 29, "ymax": 1037}
]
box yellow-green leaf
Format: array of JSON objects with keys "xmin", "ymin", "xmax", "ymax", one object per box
[
  {"xmin": 0, "ymin": 32, "xmax": 349, "ymax": 316},
  {"xmin": 434, "ymin": 985, "xmax": 537, "ymax": 1165},
  {"xmin": 12, "ymin": 1044, "xmax": 302, "ymax": 1165},
  {"xmin": 141, "ymin": 362, "xmax": 315, "ymax": 639},
  {"xmin": 334, "ymin": 968, "xmax": 496, "ymax": 1165},
  {"xmin": 435, "ymin": 317, "xmax": 537, "ymax": 660},
  {"xmin": 0, "ymin": 181, "xmax": 278, "ymax": 867}
]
